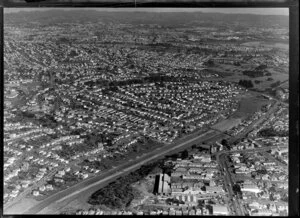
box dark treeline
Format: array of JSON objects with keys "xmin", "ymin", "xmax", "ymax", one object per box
[
  {"xmin": 238, "ymin": 79, "xmax": 254, "ymax": 88},
  {"xmin": 84, "ymin": 74, "xmax": 192, "ymax": 89},
  {"xmin": 88, "ymin": 160, "xmax": 164, "ymax": 209},
  {"xmin": 242, "ymin": 70, "xmax": 265, "ymax": 78},
  {"xmin": 258, "ymin": 127, "xmax": 288, "ymax": 137}
]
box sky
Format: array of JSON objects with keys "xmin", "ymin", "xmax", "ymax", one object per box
[{"xmin": 4, "ymin": 8, "xmax": 289, "ymax": 16}]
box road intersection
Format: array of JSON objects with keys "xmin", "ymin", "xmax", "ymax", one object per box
[{"xmin": 4, "ymin": 99, "xmax": 282, "ymax": 215}]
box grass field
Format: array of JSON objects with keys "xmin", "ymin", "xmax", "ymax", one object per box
[
  {"xmin": 212, "ymin": 91, "xmax": 270, "ymax": 131},
  {"xmin": 232, "ymin": 93, "xmax": 271, "ymax": 119},
  {"xmin": 241, "ymin": 41, "xmax": 289, "ymax": 50},
  {"xmin": 209, "ymin": 62, "xmax": 288, "ymax": 92},
  {"xmin": 212, "ymin": 117, "xmax": 242, "ymax": 132}
]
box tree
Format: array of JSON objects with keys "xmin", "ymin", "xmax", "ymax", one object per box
[
  {"xmin": 221, "ymin": 139, "xmax": 230, "ymax": 150},
  {"xmin": 132, "ymin": 144, "xmax": 141, "ymax": 153},
  {"xmin": 181, "ymin": 150, "xmax": 189, "ymax": 159},
  {"xmin": 221, "ymin": 139, "xmax": 228, "ymax": 146},
  {"xmin": 238, "ymin": 79, "xmax": 254, "ymax": 88},
  {"xmin": 281, "ymin": 193, "xmax": 288, "ymax": 202},
  {"xmin": 233, "ymin": 184, "xmax": 241, "ymax": 194},
  {"xmin": 254, "ymin": 80, "xmax": 261, "ymax": 84},
  {"xmin": 192, "ymin": 144, "xmax": 197, "ymax": 149},
  {"xmin": 257, "ymin": 168, "xmax": 267, "ymax": 175},
  {"xmin": 255, "ymin": 64, "xmax": 267, "ymax": 71},
  {"xmin": 169, "ymin": 153, "xmax": 179, "ymax": 159},
  {"xmin": 270, "ymin": 80, "xmax": 281, "ymax": 88},
  {"xmin": 269, "ymin": 186, "xmax": 276, "ymax": 193},
  {"xmin": 206, "ymin": 59, "xmax": 214, "ymax": 67},
  {"xmin": 207, "ymin": 199, "xmax": 215, "ymax": 204},
  {"xmin": 243, "ymin": 70, "xmax": 264, "ymax": 78},
  {"xmin": 162, "ymin": 162, "xmax": 175, "ymax": 175}
]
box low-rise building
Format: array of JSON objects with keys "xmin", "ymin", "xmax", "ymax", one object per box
[
  {"xmin": 241, "ymin": 184, "xmax": 261, "ymax": 193},
  {"xmin": 212, "ymin": 204, "xmax": 229, "ymax": 215}
]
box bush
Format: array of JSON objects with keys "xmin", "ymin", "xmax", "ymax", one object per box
[
  {"xmin": 242, "ymin": 70, "xmax": 264, "ymax": 78},
  {"xmin": 255, "ymin": 64, "xmax": 267, "ymax": 71},
  {"xmin": 258, "ymin": 128, "xmax": 288, "ymax": 137},
  {"xmin": 88, "ymin": 161, "xmax": 163, "ymax": 208},
  {"xmin": 254, "ymin": 80, "xmax": 261, "ymax": 84},
  {"xmin": 270, "ymin": 80, "xmax": 281, "ymax": 88},
  {"xmin": 181, "ymin": 150, "xmax": 189, "ymax": 159},
  {"xmin": 238, "ymin": 79, "xmax": 254, "ymax": 88}
]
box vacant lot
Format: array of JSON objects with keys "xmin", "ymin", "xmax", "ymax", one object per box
[
  {"xmin": 212, "ymin": 92, "xmax": 270, "ymax": 131},
  {"xmin": 4, "ymin": 196, "xmax": 39, "ymax": 214},
  {"xmin": 212, "ymin": 117, "xmax": 242, "ymax": 132},
  {"xmin": 232, "ymin": 93, "xmax": 271, "ymax": 119}
]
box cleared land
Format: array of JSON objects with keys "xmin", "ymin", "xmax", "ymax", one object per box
[
  {"xmin": 231, "ymin": 93, "xmax": 271, "ymax": 119},
  {"xmin": 3, "ymin": 197, "xmax": 39, "ymax": 214},
  {"xmin": 212, "ymin": 117, "xmax": 242, "ymax": 132},
  {"xmin": 213, "ymin": 92, "xmax": 271, "ymax": 131}
]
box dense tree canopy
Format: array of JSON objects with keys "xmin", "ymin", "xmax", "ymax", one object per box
[
  {"xmin": 88, "ymin": 161, "xmax": 163, "ymax": 208},
  {"xmin": 238, "ymin": 79, "xmax": 254, "ymax": 88}
]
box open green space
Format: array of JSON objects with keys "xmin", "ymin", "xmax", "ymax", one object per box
[
  {"xmin": 212, "ymin": 118, "xmax": 242, "ymax": 132},
  {"xmin": 241, "ymin": 41, "xmax": 288, "ymax": 50},
  {"xmin": 207, "ymin": 60, "xmax": 288, "ymax": 93},
  {"xmin": 231, "ymin": 93, "xmax": 271, "ymax": 119}
]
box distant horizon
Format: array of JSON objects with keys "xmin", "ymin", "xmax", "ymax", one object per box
[{"xmin": 4, "ymin": 8, "xmax": 289, "ymax": 16}]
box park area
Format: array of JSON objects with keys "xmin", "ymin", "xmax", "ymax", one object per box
[
  {"xmin": 232, "ymin": 93, "xmax": 272, "ymax": 118},
  {"xmin": 213, "ymin": 92, "xmax": 271, "ymax": 133},
  {"xmin": 212, "ymin": 117, "xmax": 242, "ymax": 132}
]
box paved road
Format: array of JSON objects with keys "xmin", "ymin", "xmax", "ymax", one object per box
[
  {"xmin": 5, "ymin": 129, "xmax": 223, "ymax": 214},
  {"xmin": 249, "ymin": 139, "xmax": 288, "ymax": 168},
  {"xmin": 212, "ymin": 99, "xmax": 283, "ymax": 216},
  {"xmin": 260, "ymin": 151, "xmax": 288, "ymax": 169},
  {"xmin": 3, "ymin": 167, "xmax": 60, "ymax": 210},
  {"xmin": 216, "ymin": 153, "xmax": 244, "ymax": 215},
  {"xmin": 214, "ymin": 144, "xmax": 287, "ymax": 216},
  {"xmin": 5, "ymin": 91, "xmax": 284, "ymax": 214}
]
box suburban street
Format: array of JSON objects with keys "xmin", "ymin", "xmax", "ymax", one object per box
[
  {"xmin": 212, "ymin": 100, "xmax": 284, "ymax": 216},
  {"xmin": 3, "ymin": 8, "xmax": 290, "ymax": 216},
  {"xmin": 217, "ymin": 153, "xmax": 245, "ymax": 215},
  {"xmin": 215, "ymin": 144, "xmax": 287, "ymax": 216},
  {"xmin": 5, "ymin": 93, "xmax": 282, "ymax": 215},
  {"xmin": 5, "ymin": 129, "xmax": 223, "ymax": 214}
]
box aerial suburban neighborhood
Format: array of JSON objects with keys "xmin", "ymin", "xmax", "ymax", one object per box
[{"xmin": 3, "ymin": 8, "xmax": 290, "ymax": 216}]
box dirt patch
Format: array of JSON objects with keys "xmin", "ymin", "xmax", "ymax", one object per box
[
  {"xmin": 37, "ymin": 191, "xmax": 94, "ymax": 214},
  {"xmin": 4, "ymin": 197, "xmax": 39, "ymax": 215}
]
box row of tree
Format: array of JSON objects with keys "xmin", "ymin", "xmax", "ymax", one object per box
[
  {"xmin": 258, "ymin": 127, "xmax": 288, "ymax": 137},
  {"xmin": 238, "ymin": 79, "xmax": 254, "ymax": 88},
  {"xmin": 242, "ymin": 70, "xmax": 265, "ymax": 78}
]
